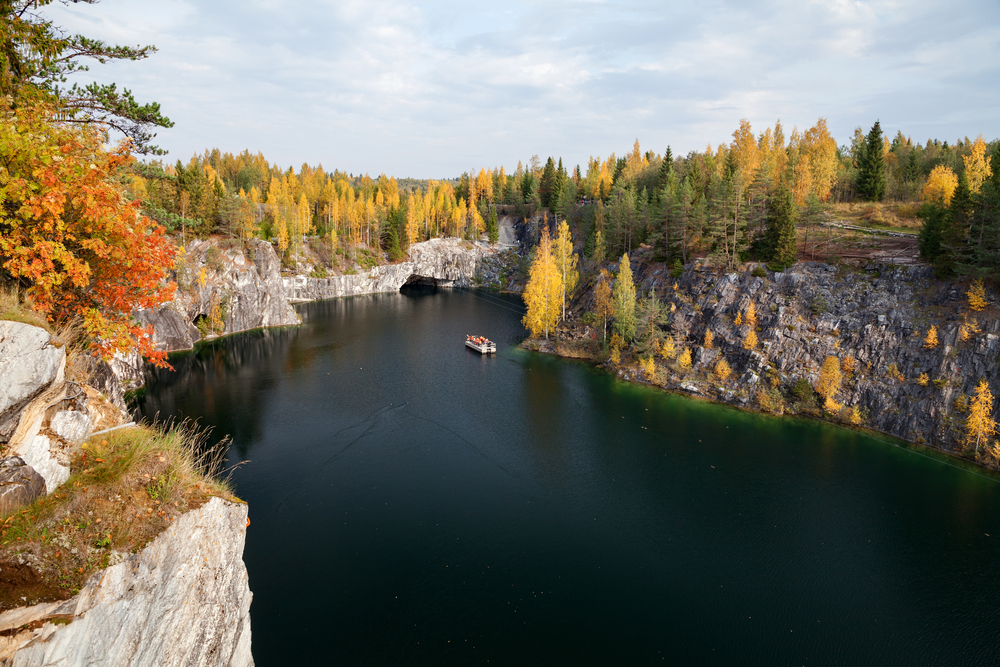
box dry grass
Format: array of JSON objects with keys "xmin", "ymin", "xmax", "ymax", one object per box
[
  {"xmin": 0, "ymin": 423, "xmax": 238, "ymax": 609},
  {"xmin": 827, "ymin": 201, "xmax": 922, "ymax": 230},
  {"xmin": 0, "ymin": 286, "xmax": 49, "ymax": 332}
]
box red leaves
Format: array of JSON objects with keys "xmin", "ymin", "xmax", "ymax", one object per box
[{"xmin": 0, "ymin": 100, "xmax": 176, "ymax": 367}]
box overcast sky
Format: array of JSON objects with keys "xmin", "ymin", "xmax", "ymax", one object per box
[{"xmin": 46, "ymin": 0, "xmax": 1000, "ymax": 178}]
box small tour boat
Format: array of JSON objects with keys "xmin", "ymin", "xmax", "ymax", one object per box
[{"xmin": 465, "ymin": 334, "xmax": 497, "ymax": 354}]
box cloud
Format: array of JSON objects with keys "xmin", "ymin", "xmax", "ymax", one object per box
[{"xmin": 45, "ymin": 0, "xmax": 1000, "ymax": 177}]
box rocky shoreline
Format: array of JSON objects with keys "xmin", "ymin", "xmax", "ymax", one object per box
[{"xmin": 527, "ymin": 254, "xmax": 1000, "ymax": 471}]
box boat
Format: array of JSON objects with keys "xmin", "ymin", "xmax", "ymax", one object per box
[{"xmin": 465, "ymin": 334, "xmax": 497, "ymax": 354}]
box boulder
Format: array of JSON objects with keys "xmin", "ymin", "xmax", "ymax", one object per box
[
  {"xmin": 0, "ymin": 322, "xmax": 65, "ymax": 444},
  {"xmin": 0, "ymin": 457, "xmax": 44, "ymax": 515}
]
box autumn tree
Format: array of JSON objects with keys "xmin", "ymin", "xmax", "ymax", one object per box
[
  {"xmin": 968, "ymin": 279, "xmax": 988, "ymax": 312},
  {"xmin": 745, "ymin": 301, "xmax": 757, "ymax": 328},
  {"xmin": 922, "ymin": 165, "xmax": 958, "ymax": 206},
  {"xmin": 924, "ymin": 325, "xmax": 939, "ymax": 349},
  {"xmin": 678, "ymin": 348, "xmax": 692, "ymax": 371},
  {"xmin": 0, "ymin": 100, "xmax": 176, "ymax": 364},
  {"xmin": 612, "ymin": 253, "xmax": 636, "ymax": 341},
  {"xmin": 963, "ymin": 135, "xmax": 993, "ymax": 195},
  {"xmin": 703, "ymin": 329, "xmax": 714, "ymax": 349},
  {"xmin": 816, "ymin": 356, "xmax": 842, "ymax": 405},
  {"xmin": 965, "ymin": 379, "xmax": 998, "ymax": 455},
  {"xmin": 522, "ymin": 226, "xmax": 562, "ymax": 339},
  {"xmin": 593, "ymin": 269, "xmax": 614, "ymax": 343},
  {"xmin": 743, "ymin": 329, "xmax": 758, "ymax": 350},
  {"xmin": 552, "ymin": 220, "xmax": 579, "ymax": 321},
  {"xmin": 715, "ymin": 358, "xmax": 732, "ymax": 382}
]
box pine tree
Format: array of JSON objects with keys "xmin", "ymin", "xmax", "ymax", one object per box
[
  {"xmin": 703, "ymin": 329, "xmax": 714, "ymax": 349},
  {"xmin": 487, "ymin": 208, "xmax": 499, "ymax": 245},
  {"xmin": 857, "ymin": 121, "xmax": 886, "ymax": 202},
  {"xmin": 965, "ymin": 379, "xmax": 997, "ymax": 455},
  {"xmin": 746, "ymin": 300, "xmax": 758, "ymax": 328},
  {"xmin": 678, "ymin": 348, "xmax": 692, "ymax": 371},
  {"xmin": 522, "ymin": 226, "xmax": 562, "ymax": 339},
  {"xmin": 612, "ymin": 253, "xmax": 636, "ymax": 341},
  {"xmin": 761, "ymin": 184, "xmax": 797, "ymax": 270},
  {"xmin": 967, "ymin": 279, "xmax": 988, "ymax": 312},
  {"xmin": 539, "ymin": 157, "xmax": 557, "ymax": 208},
  {"xmin": 743, "ymin": 329, "xmax": 758, "ymax": 350},
  {"xmin": 715, "ymin": 358, "xmax": 732, "ymax": 382}
]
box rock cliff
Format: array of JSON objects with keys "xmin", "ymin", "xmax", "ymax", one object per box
[
  {"xmin": 558, "ymin": 258, "xmax": 1000, "ymax": 460},
  {"xmin": 136, "ymin": 238, "xmax": 299, "ymax": 353},
  {"xmin": 0, "ymin": 322, "xmax": 254, "ymax": 666},
  {"xmin": 284, "ymin": 237, "xmax": 487, "ymax": 301},
  {"xmin": 0, "ymin": 497, "xmax": 253, "ymax": 667}
]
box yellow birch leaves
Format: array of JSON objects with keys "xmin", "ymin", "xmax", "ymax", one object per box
[{"xmin": 522, "ymin": 226, "xmax": 562, "ymax": 339}]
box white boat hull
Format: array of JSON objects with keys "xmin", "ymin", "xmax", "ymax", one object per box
[{"xmin": 465, "ymin": 340, "xmax": 497, "ymax": 354}]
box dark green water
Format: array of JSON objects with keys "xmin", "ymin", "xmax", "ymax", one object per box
[{"xmin": 136, "ymin": 288, "xmax": 1000, "ymax": 667}]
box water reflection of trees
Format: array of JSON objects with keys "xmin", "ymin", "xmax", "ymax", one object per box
[{"xmin": 135, "ymin": 326, "xmax": 299, "ymax": 458}]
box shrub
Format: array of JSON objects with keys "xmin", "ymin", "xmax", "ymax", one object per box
[{"xmin": 751, "ymin": 265, "xmax": 767, "ymax": 278}]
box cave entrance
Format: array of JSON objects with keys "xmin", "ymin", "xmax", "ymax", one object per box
[
  {"xmin": 192, "ymin": 313, "xmax": 208, "ymax": 330},
  {"xmin": 401, "ymin": 274, "xmax": 439, "ymax": 289}
]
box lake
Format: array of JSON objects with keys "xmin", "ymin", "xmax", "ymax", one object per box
[{"xmin": 135, "ymin": 287, "xmax": 1000, "ymax": 666}]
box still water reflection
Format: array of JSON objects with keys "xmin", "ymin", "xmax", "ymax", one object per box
[{"xmin": 136, "ymin": 288, "xmax": 1000, "ymax": 666}]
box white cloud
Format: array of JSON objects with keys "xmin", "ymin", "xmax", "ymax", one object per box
[{"xmin": 43, "ymin": 0, "xmax": 1000, "ymax": 177}]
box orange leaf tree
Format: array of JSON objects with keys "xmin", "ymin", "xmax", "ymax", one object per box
[{"xmin": 0, "ymin": 101, "xmax": 176, "ymax": 366}]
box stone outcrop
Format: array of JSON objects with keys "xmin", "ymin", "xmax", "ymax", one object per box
[
  {"xmin": 0, "ymin": 497, "xmax": 253, "ymax": 667},
  {"xmin": 284, "ymin": 237, "xmax": 488, "ymax": 302},
  {"xmin": 564, "ymin": 258, "xmax": 1000, "ymax": 458},
  {"xmin": 0, "ymin": 457, "xmax": 44, "ymax": 515},
  {"xmin": 0, "ymin": 323, "xmax": 64, "ymax": 446},
  {"xmin": 136, "ymin": 238, "xmax": 298, "ymax": 353}
]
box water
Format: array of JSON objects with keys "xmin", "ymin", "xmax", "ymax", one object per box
[{"xmin": 136, "ymin": 288, "xmax": 1000, "ymax": 666}]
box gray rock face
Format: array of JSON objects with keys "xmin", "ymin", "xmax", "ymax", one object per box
[
  {"xmin": 1, "ymin": 497, "xmax": 253, "ymax": 667},
  {"xmin": 136, "ymin": 238, "xmax": 298, "ymax": 353},
  {"xmin": 0, "ymin": 323, "xmax": 65, "ymax": 445},
  {"xmin": 15, "ymin": 435, "xmax": 69, "ymax": 495},
  {"xmin": 0, "ymin": 457, "xmax": 44, "ymax": 515},
  {"xmin": 285, "ymin": 237, "xmax": 488, "ymax": 301},
  {"xmin": 49, "ymin": 410, "xmax": 91, "ymax": 444},
  {"xmin": 587, "ymin": 260, "xmax": 1000, "ymax": 454}
]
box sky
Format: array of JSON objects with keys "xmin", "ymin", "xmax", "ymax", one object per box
[{"xmin": 45, "ymin": 0, "xmax": 1000, "ymax": 178}]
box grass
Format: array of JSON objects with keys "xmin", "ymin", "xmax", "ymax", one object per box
[
  {"xmin": 0, "ymin": 423, "xmax": 238, "ymax": 609},
  {"xmin": 0, "ymin": 286, "xmax": 50, "ymax": 332}
]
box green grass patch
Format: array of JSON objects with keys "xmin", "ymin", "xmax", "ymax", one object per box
[{"xmin": 0, "ymin": 423, "xmax": 237, "ymax": 609}]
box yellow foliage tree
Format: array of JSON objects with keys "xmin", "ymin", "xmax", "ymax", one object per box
[
  {"xmin": 552, "ymin": 220, "xmax": 579, "ymax": 321},
  {"xmin": 743, "ymin": 329, "xmax": 758, "ymax": 350},
  {"xmin": 715, "ymin": 358, "xmax": 732, "ymax": 382},
  {"xmin": 849, "ymin": 406, "xmax": 863, "ymax": 425},
  {"xmin": 967, "ymin": 279, "xmax": 988, "ymax": 312},
  {"xmin": 593, "ymin": 268, "xmax": 614, "ymax": 343},
  {"xmin": 924, "ymin": 325, "xmax": 938, "ymax": 349},
  {"xmin": 816, "ymin": 356, "xmax": 842, "ymax": 403},
  {"xmin": 745, "ymin": 301, "xmax": 757, "ymax": 328},
  {"xmin": 661, "ymin": 336, "xmax": 676, "ymax": 360},
  {"xmin": 922, "ymin": 165, "xmax": 958, "ymax": 206},
  {"xmin": 960, "ymin": 315, "xmax": 980, "ymax": 342},
  {"xmin": 963, "ymin": 135, "xmax": 993, "ymax": 194},
  {"xmin": 640, "ymin": 356, "xmax": 656, "ymax": 377},
  {"xmin": 521, "ymin": 226, "xmax": 562, "ymax": 339},
  {"xmin": 965, "ymin": 379, "xmax": 998, "ymax": 455},
  {"xmin": 678, "ymin": 348, "xmax": 692, "ymax": 371},
  {"xmin": 703, "ymin": 329, "xmax": 714, "ymax": 349},
  {"xmin": 734, "ymin": 312, "xmax": 742, "ymax": 326},
  {"xmin": 916, "ymin": 373, "xmax": 929, "ymax": 387}
]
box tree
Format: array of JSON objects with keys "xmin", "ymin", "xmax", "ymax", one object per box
[
  {"xmin": 924, "ymin": 325, "xmax": 939, "ymax": 349},
  {"xmin": 0, "ymin": 99, "xmax": 176, "ymax": 365},
  {"xmin": 1, "ymin": 0, "xmax": 173, "ymax": 154},
  {"xmin": 715, "ymin": 358, "xmax": 732, "ymax": 382},
  {"xmin": 703, "ymin": 329, "xmax": 714, "ymax": 349},
  {"xmin": 612, "ymin": 253, "xmax": 636, "ymax": 341},
  {"xmin": 522, "ymin": 226, "xmax": 562, "ymax": 339},
  {"xmin": 968, "ymin": 279, "xmax": 988, "ymax": 312},
  {"xmin": 856, "ymin": 121, "xmax": 886, "ymax": 202},
  {"xmin": 922, "ymin": 165, "xmax": 958, "ymax": 206},
  {"xmin": 743, "ymin": 329, "xmax": 758, "ymax": 350},
  {"xmin": 487, "ymin": 208, "xmax": 499, "ymax": 245},
  {"xmin": 593, "ymin": 269, "xmax": 614, "ymax": 343},
  {"xmin": 965, "ymin": 379, "xmax": 997, "ymax": 455},
  {"xmin": 760, "ymin": 184, "xmax": 797, "ymax": 270},
  {"xmin": 745, "ymin": 300, "xmax": 758, "ymax": 328},
  {"xmin": 552, "ymin": 220, "xmax": 579, "ymax": 321},
  {"xmin": 816, "ymin": 356, "xmax": 842, "ymax": 403},
  {"xmin": 964, "ymin": 135, "xmax": 994, "ymax": 195},
  {"xmin": 678, "ymin": 348, "xmax": 692, "ymax": 371},
  {"xmin": 539, "ymin": 157, "xmax": 557, "ymax": 208}
]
